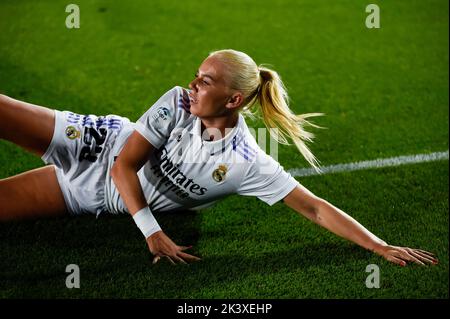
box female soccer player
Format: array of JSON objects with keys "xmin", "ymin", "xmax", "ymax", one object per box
[{"xmin": 0, "ymin": 49, "xmax": 438, "ymax": 267}]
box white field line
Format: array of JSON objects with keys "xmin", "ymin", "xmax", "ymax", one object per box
[{"xmin": 288, "ymin": 150, "xmax": 449, "ymax": 177}]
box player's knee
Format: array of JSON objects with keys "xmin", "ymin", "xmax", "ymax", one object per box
[
  {"xmin": 0, "ymin": 94, "xmax": 11, "ymax": 109},
  {"xmin": 0, "ymin": 94, "xmax": 11, "ymax": 137}
]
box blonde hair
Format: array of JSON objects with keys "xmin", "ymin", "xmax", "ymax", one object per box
[{"xmin": 209, "ymin": 49, "xmax": 326, "ymax": 174}]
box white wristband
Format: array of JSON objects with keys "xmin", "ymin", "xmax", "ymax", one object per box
[{"xmin": 132, "ymin": 206, "xmax": 162, "ymax": 239}]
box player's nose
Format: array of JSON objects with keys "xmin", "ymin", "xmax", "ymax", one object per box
[{"xmin": 188, "ymin": 78, "xmax": 198, "ymax": 91}]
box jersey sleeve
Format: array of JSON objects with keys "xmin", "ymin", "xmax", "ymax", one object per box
[
  {"xmin": 236, "ymin": 152, "xmax": 300, "ymax": 206},
  {"xmin": 135, "ymin": 86, "xmax": 186, "ymax": 149}
]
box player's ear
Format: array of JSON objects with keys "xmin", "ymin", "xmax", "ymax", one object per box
[{"xmin": 225, "ymin": 92, "xmax": 243, "ymax": 110}]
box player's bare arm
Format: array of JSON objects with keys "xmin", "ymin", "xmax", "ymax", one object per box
[
  {"xmin": 283, "ymin": 186, "xmax": 438, "ymax": 266},
  {"xmin": 111, "ymin": 130, "xmax": 200, "ymax": 265}
]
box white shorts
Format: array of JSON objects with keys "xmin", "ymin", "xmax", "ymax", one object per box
[{"xmin": 41, "ymin": 109, "xmax": 129, "ymax": 216}]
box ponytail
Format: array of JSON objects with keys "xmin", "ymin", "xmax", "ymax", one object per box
[
  {"xmin": 209, "ymin": 49, "xmax": 326, "ymax": 174},
  {"xmin": 256, "ymin": 66, "xmax": 326, "ymax": 174}
]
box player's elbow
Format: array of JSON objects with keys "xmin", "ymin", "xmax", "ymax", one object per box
[
  {"xmin": 296, "ymin": 197, "xmax": 328, "ymax": 224},
  {"xmin": 313, "ymin": 199, "xmax": 335, "ymax": 225},
  {"xmin": 288, "ymin": 199, "xmax": 322, "ymax": 223},
  {"xmin": 110, "ymin": 159, "xmax": 135, "ymax": 182}
]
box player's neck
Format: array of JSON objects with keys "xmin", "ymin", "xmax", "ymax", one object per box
[{"xmin": 200, "ymin": 113, "xmax": 239, "ymax": 141}]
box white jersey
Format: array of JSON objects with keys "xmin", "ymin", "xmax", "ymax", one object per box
[{"xmin": 104, "ymin": 86, "xmax": 300, "ymax": 214}]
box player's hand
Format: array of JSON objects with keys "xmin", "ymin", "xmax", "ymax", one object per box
[
  {"xmin": 374, "ymin": 244, "xmax": 438, "ymax": 266},
  {"xmin": 146, "ymin": 230, "xmax": 201, "ymax": 265}
]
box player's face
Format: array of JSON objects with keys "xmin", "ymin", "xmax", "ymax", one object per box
[{"xmin": 188, "ymin": 56, "xmax": 235, "ymax": 119}]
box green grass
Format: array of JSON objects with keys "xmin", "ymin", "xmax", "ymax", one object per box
[{"xmin": 0, "ymin": 0, "xmax": 448, "ymax": 298}]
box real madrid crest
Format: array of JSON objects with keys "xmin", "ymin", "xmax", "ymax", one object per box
[
  {"xmin": 65, "ymin": 126, "xmax": 80, "ymax": 139},
  {"xmin": 212, "ymin": 164, "xmax": 228, "ymax": 182}
]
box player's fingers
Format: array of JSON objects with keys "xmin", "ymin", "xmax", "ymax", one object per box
[
  {"xmin": 152, "ymin": 256, "xmax": 161, "ymax": 264},
  {"xmin": 179, "ymin": 245, "xmax": 193, "ymax": 251},
  {"xmin": 388, "ymin": 249, "xmax": 405, "ymax": 260},
  {"xmin": 396, "ymin": 250, "xmax": 423, "ymax": 265},
  {"xmin": 172, "ymin": 254, "xmax": 188, "ymax": 264},
  {"xmin": 164, "ymin": 255, "xmax": 176, "ymax": 265},
  {"xmin": 404, "ymin": 250, "xmax": 425, "ymax": 266},
  {"xmin": 408, "ymin": 250, "xmax": 433, "ymax": 265},
  {"xmin": 178, "ymin": 251, "xmax": 201, "ymax": 262},
  {"xmin": 415, "ymin": 249, "xmax": 436, "ymax": 258},
  {"xmin": 386, "ymin": 255, "xmax": 407, "ymax": 266},
  {"xmin": 411, "ymin": 250, "xmax": 438, "ymax": 264}
]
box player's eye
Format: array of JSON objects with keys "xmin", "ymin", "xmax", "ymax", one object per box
[{"xmin": 195, "ymin": 73, "xmax": 209, "ymax": 85}]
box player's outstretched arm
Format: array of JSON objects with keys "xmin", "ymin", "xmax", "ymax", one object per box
[
  {"xmin": 282, "ymin": 185, "xmax": 439, "ymax": 266},
  {"xmin": 111, "ymin": 131, "xmax": 200, "ymax": 265}
]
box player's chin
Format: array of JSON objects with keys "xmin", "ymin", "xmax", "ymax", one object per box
[
  {"xmin": 189, "ymin": 101, "xmax": 202, "ymax": 116},
  {"xmin": 190, "ymin": 102, "xmax": 216, "ymax": 119}
]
